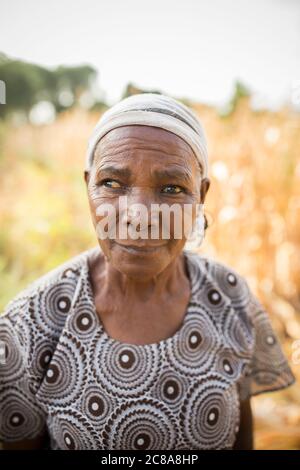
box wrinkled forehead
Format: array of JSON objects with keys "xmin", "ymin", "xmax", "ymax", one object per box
[{"xmin": 93, "ymin": 125, "xmax": 203, "ymax": 174}]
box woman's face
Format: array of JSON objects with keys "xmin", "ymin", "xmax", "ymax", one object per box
[{"xmin": 85, "ymin": 125, "xmax": 210, "ymax": 280}]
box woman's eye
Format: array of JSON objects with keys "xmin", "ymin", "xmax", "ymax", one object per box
[
  {"xmin": 101, "ymin": 179, "xmax": 122, "ymax": 189},
  {"xmin": 161, "ymin": 185, "xmax": 184, "ymax": 194}
]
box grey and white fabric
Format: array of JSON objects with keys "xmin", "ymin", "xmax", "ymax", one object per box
[{"xmin": 0, "ymin": 247, "xmax": 296, "ymax": 449}]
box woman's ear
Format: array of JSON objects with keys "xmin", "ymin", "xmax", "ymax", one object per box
[{"xmin": 200, "ymin": 177, "xmax": 210, "ymax": 204}]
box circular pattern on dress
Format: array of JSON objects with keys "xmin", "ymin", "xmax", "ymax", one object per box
[
  {"xmin": 102, "ymin": 398, "xmax": 179, "ymax": 450},
  {"xmin": 13, "ymin": 309, "xmax": 35, "ymax": 360},
  {"xmin": 194, "ymin": 279, "xmax": 228, "ymax": 317},
  {"xmin": 0, "ymin": 387, "xmax": 45, "ymax": 441},
  {"xmin": 223, "ymin": 306, "xmax": 254, "ymax": 358},
  {"xmin": 68, "ymin": 301, "xmax": 98, "ymax": 341},
  {"xmin": 31, "ymin": 336, "xmax": 54, "ymax": 376},
  {"xmin": 249, "ymin": 310, "xmax": 290, "ymax": 390},
  {"xmin": 90, "ymin": 331, "xmax": 160, "ymax": 398},
  {"xmin": 62, "ymin": 267, "xmax": 80, "ymax": 279},
  {"xmin": 252, "ymin": 310, "xmax": 284, "ymax": 365},
  {"xmin": 34, "ymin": 280, "xmax": 76, "ymax": 338},
  {"xmin": 36, "ymin": 332, "xmax": 87, "ymax": 407},
  {"xmin": 215, "ymin": 348, "xmax": 246, "ymax": 381},
  {"xmin": 179, "ymin": 375, "xmax": 240, "ymax": 449},
  {"xmin": 50, "ymin": 409, "xmax": 102, "ymax": 450},
  {"xmin": 164, "ymin": 309, "xmax": 221, "ymax": 376},
  {"xmin": 0, "ymin": 321, "xmax": 25, "ymax": 384},
  {"xmin": 213, "ymin": 263, "xmax": 250, "ymax": 309},
  {"xmin": 81, "ymin": 385, "xmax": 115, "ymax": 424},
  {"xmin": 151, "ymin": 368, "xmax": 188, "ymax": 410}
]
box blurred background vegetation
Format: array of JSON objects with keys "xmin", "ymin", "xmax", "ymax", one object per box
[{"xmin": 0, "ymin": 52, "xmax": 300, "ymax": 449}]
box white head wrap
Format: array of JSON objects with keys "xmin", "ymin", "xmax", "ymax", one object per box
[{"xmin": 85, "ymin": 93, "xmax": 208, "ymax": 178}]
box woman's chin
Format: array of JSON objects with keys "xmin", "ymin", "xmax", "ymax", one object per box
[{"xmin": 110, "ymin": 243, "xmax": 169, "ymax": 278}]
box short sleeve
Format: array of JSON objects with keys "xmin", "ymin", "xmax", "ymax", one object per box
[
  {"xmin": 0, "ymin": 294, "xmax": 48, "ymax": 444},
  {"xmin": 237, "ymin": 277, "xmax": 296, "ymax": 400}
]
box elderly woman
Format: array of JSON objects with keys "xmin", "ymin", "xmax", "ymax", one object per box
[{"xmin": 0, "ymin": 93, "xmax": 296, "ymax": 450}]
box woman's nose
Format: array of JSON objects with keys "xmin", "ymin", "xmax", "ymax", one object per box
[
  {"xmin": 124, "ymin": 187, "xmax": 157, "ymax": 215},
  {"xmin": 119, "ymin": 188, "xmax": 160, "ymax": 237}
]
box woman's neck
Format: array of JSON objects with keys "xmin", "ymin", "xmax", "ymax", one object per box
[{"xmin": 88, "ymin": 248, "xmax": 189, "ymax": 306}]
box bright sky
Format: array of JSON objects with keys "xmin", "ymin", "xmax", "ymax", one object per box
[{"xmin": 1, "ymin": 0, "xmax": 300, "ymax": 108}]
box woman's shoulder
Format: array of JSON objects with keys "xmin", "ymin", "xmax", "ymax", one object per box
[
  {"xmin": 0, "ymin": 247, "xmax": 92, "ymax": 331},
  {"xmin": 187, "ymin": 250, "xmax": 296, "ymax": 397},
  {"xmin": 186, "ymin": 250, "xmax": 252, "ymax": 304},
  {"xmin": 0, "ymin": 247, "xmax": 98, "ymax": 401},
  {"xmin": 186, "ymin": 250, "xmax": 255, "ymax": 334}
]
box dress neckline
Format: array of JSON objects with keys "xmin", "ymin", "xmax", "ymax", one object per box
[{"xmin": 82, "ymin": 246, "xmax": 200, "ymax": 349}]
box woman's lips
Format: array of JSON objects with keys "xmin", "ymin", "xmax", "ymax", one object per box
[{"xmin": 115, "ymin": 241, "xmax": 167, "ymax": 254}]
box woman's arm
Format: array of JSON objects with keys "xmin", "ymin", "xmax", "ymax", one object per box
[{"xmin": 233, "ymin": 398, "xmax": 254, "ymax": 450}]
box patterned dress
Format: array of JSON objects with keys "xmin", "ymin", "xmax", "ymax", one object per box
[{"xmin": 0, "ymin": 247, "xmax": 296, "ymax": 450}]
